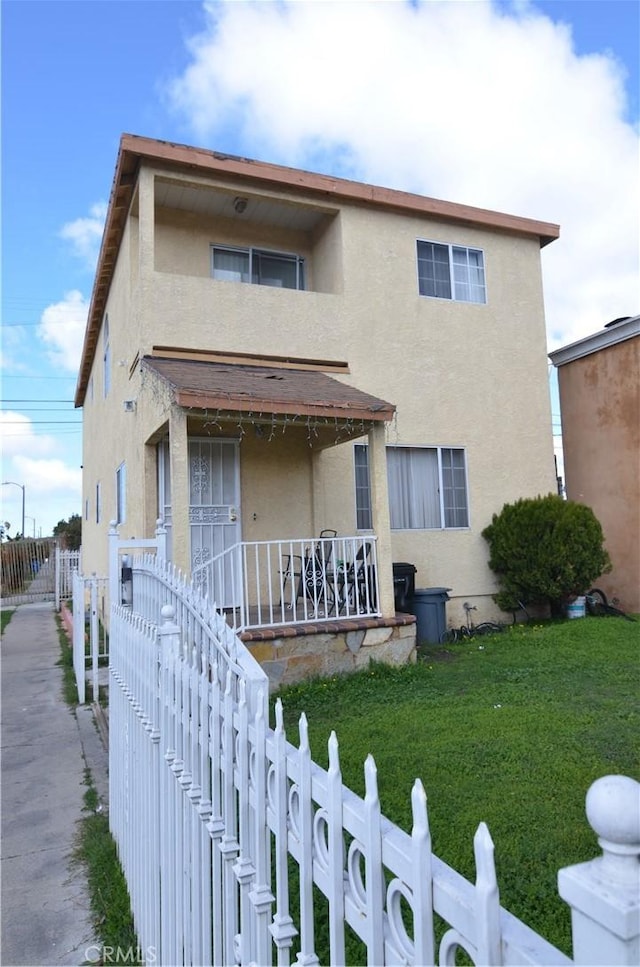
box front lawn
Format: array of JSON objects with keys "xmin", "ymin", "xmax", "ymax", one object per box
[{"xmin": 274, "ymin": 616, "xmax": 639, "ymax": 957}]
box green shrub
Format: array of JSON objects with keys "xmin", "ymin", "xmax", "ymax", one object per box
[{"xmin": 482, "ymin": 494, "xmax": 611, "ymax": 612}]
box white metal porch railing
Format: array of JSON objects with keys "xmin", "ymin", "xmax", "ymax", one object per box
[
  {"xmin": 191, "ymin": 535, "xmax": 380, "ymax": 631},
  {"xmin": 107, "ymin": 555, "xmax": 640, "ymax": 967}
]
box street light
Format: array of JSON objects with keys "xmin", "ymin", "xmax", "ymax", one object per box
[{"xmin": 1, "ymin": 482, "xmax": 25, "ymax": 538}]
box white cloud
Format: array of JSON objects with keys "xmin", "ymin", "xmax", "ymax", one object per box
[
  {"xmin": 166, "ymin": 0, "xmax": 639, "ymax": 347},
  {"xmin": 0, "ymin": 325, "xmax": 30, "ymax": 374},
  {"xmin": 0, "ymin": 412, "xmax": 55, "ymax": 458},
  {"xmin": 12, "ymin": 456, "xmax": 82, "ymax": 496},
  {"xmin": 38, "ymin": 290, "xmax": 88, "ymax": 374},
  {"xmin": 1, "ymin": 455, "xmax": 81, "ymax": 537},
  {"xmin": 59, "ymin": 201, "xmax": 107, "ymax": 269}
]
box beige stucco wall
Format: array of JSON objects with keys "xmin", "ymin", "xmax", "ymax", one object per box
[
  {"xmin": 558, "ymin": 337, "xmax": 639, "ymax": 613},
  {"xmin": 81, "ymin": 166, "xmax": 557, "ymax": 624}
]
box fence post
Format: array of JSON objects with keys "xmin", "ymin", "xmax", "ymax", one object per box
[
  {"xmin": 155, "ymin": 518, "xmax": 167, "ymax": 562},
  {"xmin": 558, "ymin": 775, "xmax": 640, "ymax": 965},
  {"xmin": 90, "ymin": 575, "xmax": 99, "ymax": 703},
  {"xmin": 55, "ymin": 544, "xmax": 61, "ymax": 611},
  {"xmin": 157, "ymin": 603, "xmax": 181, "ymax": 967}
]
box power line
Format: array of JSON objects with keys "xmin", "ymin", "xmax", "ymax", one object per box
[{"xmin": 2, "ymin": 420, "xmax": 82, "ymax": 425}]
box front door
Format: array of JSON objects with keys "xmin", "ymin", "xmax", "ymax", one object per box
[{"xmin": 189, "ymin": 439, "xmax": 241, "ymax": 607}]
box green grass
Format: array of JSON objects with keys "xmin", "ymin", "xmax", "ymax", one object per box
[
  {"xmin": 73, "ymin": 773, "xmax": 141, "ymax": 965},
  {"xmin": 56, "ymin": 615, "xmax": 80, "ymax": 705},
  {"xmin": 1, "ymin": 609, "xmax": 15, "ymax": 634},
  {"xmin": 56, "ymin": 615, "xmax": 139, "ymax": 963},
  {"xmin": 273, "ymin": 616, "xmax": 639, "ymax": 958}
]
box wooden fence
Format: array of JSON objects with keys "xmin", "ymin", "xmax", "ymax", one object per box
[{"xmin": 105, "ymin": 552, "xmax": 640, "ymax": 967}]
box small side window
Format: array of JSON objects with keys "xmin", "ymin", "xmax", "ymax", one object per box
[{"xmin": 116, "ymin": 463, "xmax": 126, "ymax": 525}]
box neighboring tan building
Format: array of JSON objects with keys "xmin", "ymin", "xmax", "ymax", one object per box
[
  {"xmin": 75, "ymin": 134, "xmax": 558, "ymax": 678},
  {"xmin": 550, "ymin": 316, "xmax": 640, "ymax": 613}
]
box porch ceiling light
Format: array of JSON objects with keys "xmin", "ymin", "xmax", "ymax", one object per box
[{"xmin": 233, "ymin": 196, "xmax": 248, "ymax": 214}]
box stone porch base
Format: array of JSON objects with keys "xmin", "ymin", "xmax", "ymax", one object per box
[{"xmin": 240, "ymin": 613, "xmax": 417, "ymax": 691}]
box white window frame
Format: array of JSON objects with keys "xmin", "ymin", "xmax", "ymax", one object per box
[
  {"xmin": 211, "ymin": 244, "xmax": 305, "ymax": 290},
  {"xmin": 416, "ymin": 239, "xmax": 486, "ymax": 304},
  {"xmin": 354, "ymin": 444, "xmax": 470, "ymax": 530},
  {"xmin": 116, "ymin": 463, "xmax": 126, "ymax": 525},
  {"xmin": 354, "ymin": 443, "xmax": 373, "ymax": 531}
]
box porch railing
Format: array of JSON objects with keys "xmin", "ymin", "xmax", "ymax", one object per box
[{"xmin": 192, "ymin": 535, "xmax": 380, "ymax": 631}]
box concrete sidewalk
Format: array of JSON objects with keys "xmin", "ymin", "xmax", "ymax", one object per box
[{"xmin": 1, "ymin": 602, "xmax": 109, "ymax": 967}]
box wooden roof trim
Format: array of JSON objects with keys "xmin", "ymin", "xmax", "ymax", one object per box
[
  {"xmin": 121, "ymin": 134, "xmax": 560, "ymax": 243},
  {"xmin": 175, "ymin": 390, "xmax": 394, "ymax": 423},
  {"xmin": 151, "ymin": 345, "xmax": 351, "ymax": 374}
]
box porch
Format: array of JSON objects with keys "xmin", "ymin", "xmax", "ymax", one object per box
[
  {"xmin": 189, "ymin": 532, "xmax": 418, "ymax": 688},
  {"xmin": 143, "ymin": 347, "xmax": 401, "ymax": 634},
  {"xmin": 113, "ymin": 525, "xmax": 417, "ymax": 690}
]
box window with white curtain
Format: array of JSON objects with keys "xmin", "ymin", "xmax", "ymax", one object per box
[
  {"xmin": 355, "ymin": 444, "xmax": 469, "ymax": 530},
  {"xmin": 211, "ymin": 245, "xmax": 305, "ymax": 290},
  {"xmin": 417, "ymin": 240, "xmax": 486, "ymax": 304}
]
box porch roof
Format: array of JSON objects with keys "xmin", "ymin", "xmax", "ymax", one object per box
[{"xmin": 142, "ymin": 354, "xmax": 396, "ymax": 427}]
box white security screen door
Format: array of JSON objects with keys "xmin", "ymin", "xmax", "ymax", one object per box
[{"xmin": 189, "ymin": 439, "xmax": 241, "ymax": 607}]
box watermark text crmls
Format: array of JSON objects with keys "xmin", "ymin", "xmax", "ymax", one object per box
[{"xmin": 84, "ymin": 944, "xmax": 157, "ymax": 964}]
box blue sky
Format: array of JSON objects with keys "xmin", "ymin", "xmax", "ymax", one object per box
[{"xmin": 2, "ymin": 0, "xmax": 638, "ymax": 539}]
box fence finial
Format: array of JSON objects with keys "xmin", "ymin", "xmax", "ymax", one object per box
[
  {"xmin": 558, "ymin": 775, "xmax": 640, "ymax": 966},
  {"xmin": 160, "ymin": 604, "xmax": 176, "ymax": 624},
  {"xmin": 586, "ymin": 775, "xmax": 640, "ymax": 884}
]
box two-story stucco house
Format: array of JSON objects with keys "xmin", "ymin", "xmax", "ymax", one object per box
[{"xmin": 76, "ymin": 134, "xmax": 559, "ymax": 681}]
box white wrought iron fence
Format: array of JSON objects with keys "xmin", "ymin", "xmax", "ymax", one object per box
[
  {"xmin": 55, "ymin": 546, "xmax": 81, "ymax": 608},
  {"xmin": 71, "ymin": 571, "xmax": 109, "ymax": 704},
  {"xmin": 108, "ymin": 553, "xmax": 640, "ymax": 967},
  {"xmin": 191, "ymin": 535, "xmax": 380, "ymax": 631}
]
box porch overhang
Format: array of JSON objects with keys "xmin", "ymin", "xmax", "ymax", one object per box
[{"xmin": 142, "ymin": 352, "xmax": 395, "ymax": 445}]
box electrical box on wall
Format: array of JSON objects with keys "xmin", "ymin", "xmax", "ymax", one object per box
[{"xmin": 123, "ymin": 400, "xmax": 136, "ymax": 412}]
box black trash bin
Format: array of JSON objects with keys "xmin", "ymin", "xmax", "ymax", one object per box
[
  {"xmin": 411, "ymin": 587, "xmax": 451, "ymax": 644},
  {"xmin": 392, "ymin": 562, "xmax": 417, "ymax": 612}
]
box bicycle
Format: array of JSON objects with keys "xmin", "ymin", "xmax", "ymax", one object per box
[
  {"xmin": 439, "ymin": 602, "xmax": 504, "ymax": 643},
  {"xmin": 585, "ymin": 588, "xmax": 636, "ymax": 622}
]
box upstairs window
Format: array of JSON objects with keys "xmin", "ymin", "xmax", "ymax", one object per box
[
  {"xmin": 417, "ymin": 240, "xmax": 486, "ymax": 304},
  {"xmin": 355, "ymin": 444, "xmax": 469, "ymax": 530},
  {"xmin": 211, "ymin": 245, "xmax": 305, "ymax": 290}
]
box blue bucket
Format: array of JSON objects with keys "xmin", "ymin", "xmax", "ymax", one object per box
[{"xmin": 566, "ymin": 596, "xmax": 586, "ymax": 619}]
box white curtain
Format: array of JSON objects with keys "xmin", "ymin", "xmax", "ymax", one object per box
[{"xmin": 387, "ymin": 448, "xmax": 440, "ymax": 529}]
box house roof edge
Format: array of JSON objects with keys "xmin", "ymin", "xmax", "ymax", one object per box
[{"xmin": 549, "ymin": 315, "xmax": 640, "ymax": 367}]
